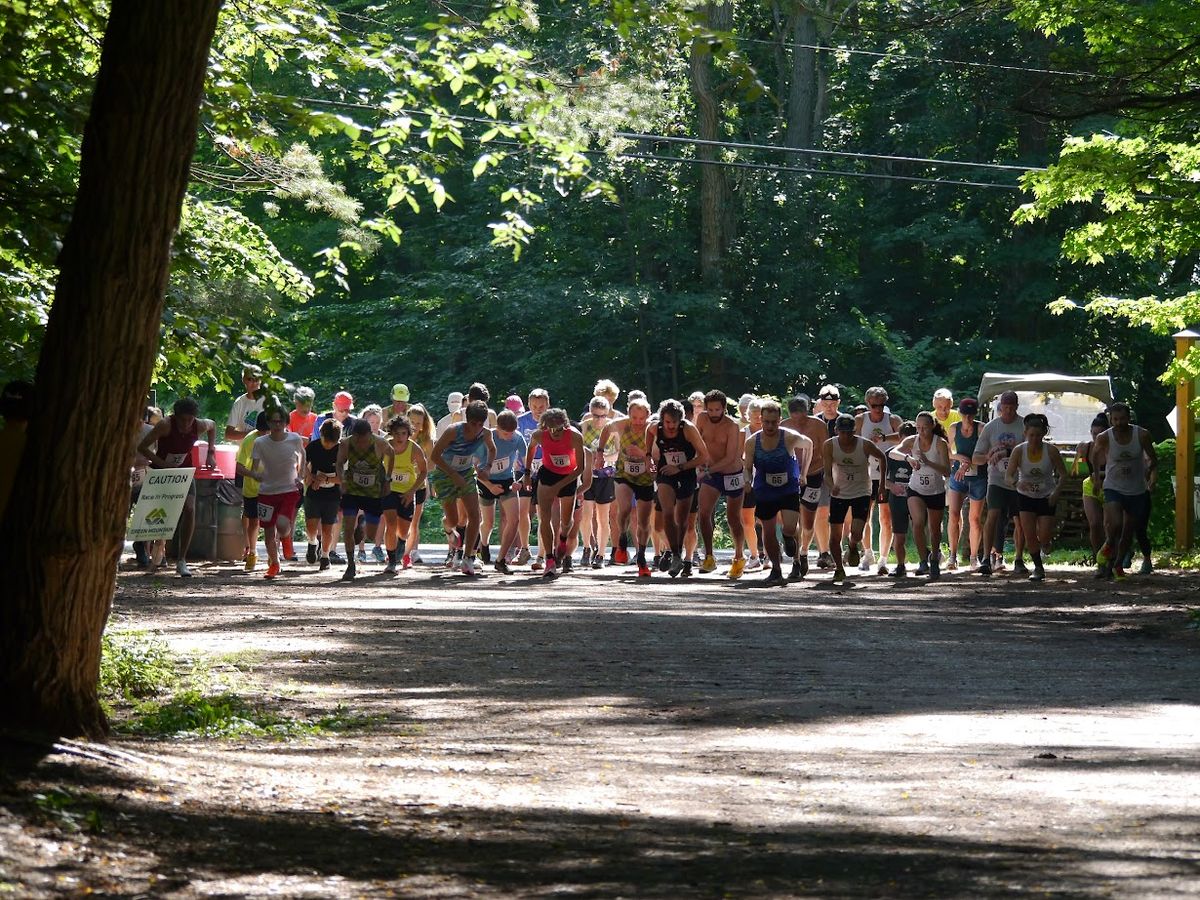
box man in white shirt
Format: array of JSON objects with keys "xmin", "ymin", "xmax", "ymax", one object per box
[
  {"xmin": 226, "ymin": 364, "xmax": 266, "ymax": 442},
  {"xmin": 250, "ymin": 408, "xmax": 305, "ymax": 580},
  {"xmin": 435, "ymin": 391, "xmax": 465, "ymax": 438}
]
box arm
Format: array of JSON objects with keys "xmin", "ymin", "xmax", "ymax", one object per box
[
  {"xmin": 685, "ymin": 422, "xmax": 710, "ymax": 469},
  {"xmin": 431, "ymin": 428, "xmax": 457, "ymax": 479},
  {"xmin": 408, "ymin": 444, "xmax": 428, "ymax": 501},
  {"xmin": 789, "ymin": 433, "xmax": 812, "ymax": 478},
  {"xmin": 199, "ymin": 419, "xmax": 216, "ymax": 466},
  {"xmin": 482, "ymin": 429, "xmax": 497, "ymax": 473},
  {"xmin": 1090, "ymin": 434, "xmax": 1108, "ymax": 493},
  {"xmin": 742, "ymin": 435, "xmax": 755, "ymax": 489},
  {"xmin": 522, "ymin": 431, "xmax": 542, "ymax": 484},
  {"xmin": 1005, "ymin": 446, "xmax": 1023, "ymax": 489},
  {"xmin": 1140, "ymin": 428, "xmax": 1158, "ymax": 489},
  {"xmin": 336, "ymin": 440, "xmax": 349, "ymax": 482},
  {"xmin": 1049, "ymin": 445, "xmax": 1067, "ymax": 503},
  {"xmin": 888, "ymin": 435, "xmax": 915, "ymax": 461},
  {"xmin": 927, "ymin": 437, "xmax": 952, "ymax": 477},
  {"xmin": 863, "ymin": 440, "xmax": 889, "ymax": 472},
  {"xmin": 823, "ymin": 440, "xmax": 837, "ymax": 495},
  {"xmin": 887, "ymin": 414, "xmax": 903, "ymax": 443},
  {"xmin": 971, "ymin": 426, "xmax": 991, "ymax": 468},
  {"xmin": 138, "ymin": 420, "xmax": 171, "ymax": 468}
]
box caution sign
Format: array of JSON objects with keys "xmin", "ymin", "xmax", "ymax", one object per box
[{"xmin": 127, "ymin": 468, "xmax": 194, "ymax": 540}]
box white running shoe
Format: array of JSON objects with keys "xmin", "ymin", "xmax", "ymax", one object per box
[
  {"xmin": 745, "ymin": 557, "xmax": 763, "ymax": 572},
  {"xmin": 409, "ymin": 549, "xmax": 423, "ymax": 564},
  {"xmin": 460, "ymin": 556, "xmax": 477, "ymax": 577},
  {"xmin": 176, "ymin": 559, "xmax": 193, "ymax": 578},
  {"xmin": 860, "ymin": 548, "xmax": 875, "ymax": 571}
]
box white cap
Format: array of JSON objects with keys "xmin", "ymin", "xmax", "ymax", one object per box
[
  {"xmin": 447, "ymin": 391, "xmax": 464, "ymax": 411},
  {"xmin": 933, "ymin": 387, "xmax": 953, "ymax": 401}
]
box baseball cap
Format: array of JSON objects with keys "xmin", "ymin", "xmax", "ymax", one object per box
[
  {"xmin": 505, "ymin": 394, "xmax": 523, "ymax": 413},
  {"xmin": 999, "ymin": 390, "xmax": 1020, "ymax": 405},
  {"xmin": 391, "ymin": 383, "xmax": 410, "ymax": 402},
  {"xmin": 333, "ymin": 391, "xmax": 354, "ymax": 410},
  {"xmin": 242, "ymin": 364, "xmax": 262, "ymax": 380},
  {"xmin": 958, "ymin": 397, "xmax": 979, "ymax": 415},
  {"xmin": 835, "ymin": 413, "xmax": 856, "ymax": 432},
  {"xmin": 933, "ymin": 387, "xmax": 953, "ymax": 401},
  {"xmin": 819, "ymin": 385, "xmax": 840, "ymax": 401},
  {"xmin": 447, "ymin": 391, "xmax": 464, "ymax": 411}
]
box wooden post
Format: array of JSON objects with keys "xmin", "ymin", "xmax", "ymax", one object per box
[{"xmin": 1173, "ymin": 326, "xmax": 1199, "ymax": 553}]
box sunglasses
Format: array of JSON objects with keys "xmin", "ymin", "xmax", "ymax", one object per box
[
  {"xmin": 820, "ymin": 394, "xmax": 839, "ymax": 401},
  {"xmin": 868, "ymin": 402, "xmax": 885, "ymax": 409}
]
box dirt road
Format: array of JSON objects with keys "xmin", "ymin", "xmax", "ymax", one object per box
[{"xmin": 4, "ymin": 560, "xmax": 1199, "ymax": 897}]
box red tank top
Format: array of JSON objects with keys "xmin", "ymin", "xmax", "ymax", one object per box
[
  {"xmin": 541, "ymin": 429, "xmax": 577, "ymax": 474},
  {"xmin": 157, "ymin": 416, "xmax": 199, "ymax": 466}
]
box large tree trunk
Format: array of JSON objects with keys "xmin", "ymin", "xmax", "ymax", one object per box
[
  {"xmin": 784, "ymin": 9, "xmax": 819, "ymax": 149},
  {"xmin": 688, "ymin": 1, "xmax": 733, "ymax": 287},
  {"xmin": 0, "ymin": 0, "xmax": 223, "ymax": 739}
]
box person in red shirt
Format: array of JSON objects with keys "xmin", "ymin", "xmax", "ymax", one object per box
[{"xmin": 288, "ymin": 386, "xmax": 317, "ymax": 445}]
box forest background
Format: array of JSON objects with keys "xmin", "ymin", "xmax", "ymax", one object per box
[{"xmin": 3, "ymin": 0, "xmax": 1198, "ymax": 437}]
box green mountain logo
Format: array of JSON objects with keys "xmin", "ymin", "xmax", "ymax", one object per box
[{"xmin": 145, "ymin": 507, "xmax": 167, "ymax": 525}]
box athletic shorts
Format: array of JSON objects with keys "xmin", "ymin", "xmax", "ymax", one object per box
[
  {"xmin": 430, "ymin": 468, "xmax": 477, "ymax": 501},
  {"xmin": 415, "ymin": 487, "xmax": 428, "ymax": 505},
  {"xmin": 1103, "ymin": 489, "xmax": 1150, "ymax": 519},
  {"xmin": 617, "ymin": 477, "xmax": 655, "ymax": 503},
  {"xmin": 755, "ymin": 492, "xmax": 800, "ymax": 521},
  {"xmin": 538, "ymin": 468, "xmax": 579, "ymax": 498},
  {"xmin": 800, "ymin": 472, "xmax": 824, "ymax": 512},
  {"xmin": 742, "ymin": 486, "xmax": 757, "ymax": 510},
  {"xmin": 340, "ymin": 493, "xmax": 382, "ymax": 521},
  {"xmin": 1081, "ymin": 477, "xmax": 1102, "ymax": 501},
  {"xmin": 888, "ymin": 493, "xmax": 910, "ymax": 534},
  {"xmin": 303, "ymin": 487, "xmax": 341, "ymax": 525},
  {"xmin": 583, "ymin": 474, "xmax": 616, "ymax": 504},
  {"xmin": 870, "ymin": 479, "xmax": 881, "ymax": 503},
  {"xmin": 656, "ymin": 471, "xmax": 697, "ymax": 501},
  {"xmin": 829, "ymin": 494, "xmax": 871, "ymax": 523},
  {"xmin": 243, "ymin": 495, "xmax": 260, "ymax": 519},
  {"xmin": 381, "ymin": 491, "xmax": 416, "ymax": 520},
  {"xmin": 477, "ymin": 477, "xmax": 516, "ymax": 503},
  {"xmin": 256, "ymin": 490, "xmax": 300, "ymax": 529},
  {"xmin": 986, "ymin": 484, "xmax": 1019, "ymax": 519},
  {"xmin": 949, "ymin": 474, "xmax": 987, "ymax": 502},
  {"xmin": 907, "ymin": 489, "xmax": 946, "ymax": 511},
  {"xmin": 1017, "ymin": 494, "xmax": 1056, "ymax": 517},
  {"xmin": 702, "ymin": 470, "xmax": 747, "ymax": 497}
]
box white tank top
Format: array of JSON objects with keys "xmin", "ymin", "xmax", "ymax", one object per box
[
  {"xmin": 831, "ymin": 436, "xmax": 871, "ymax": 499},
  {"xmin": 1102, "ymin": 427, "xmax": 1147, "ymax": 496},
  {"xmin": 1014, "ymin": 442, "xmax": 1056, "ymax": 499},
  {"xmin": 861, "ymin": 413, "xmax": 895, "ymax": 479},
  {"xmin": 908, "ymin": 436, "xmax": 948, "ymax": 496}
]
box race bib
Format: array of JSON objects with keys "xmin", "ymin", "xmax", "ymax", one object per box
[
  {"xmin": 723, "ymin": 472, "xmax": 744, "ymax": 491},
  {"xmin": 664, "ymin": 450, "xmax": 686, "ymax": 467},
  {"xmin": 451, "ymin": 454, "xmax": 474, "ymax": 470},
  {"xmin": 131, "ymin": 467, "xmax": 146, "ymax": 488},
  {"xmin": 802, "ymin": 485, "xmax": 820, "ymax": 504},
  {"xmin": 164, "ymin": 452, "xmax": 188, "ymax": 467},
  {"xmin": 550, "ymin": 453, "xmax": 571, "ymax": 468},
  {"xmin": 352, "ymin": 471, "xmax": 376, "ymax": 488},
  {"xmin": 766, "ymin": 472, "xmax": 788, "ymax": 488},
  {"xmin": 844, "ymin": 472, "xmax": 857, "ymax": 482},
  {"xmin": 918, "ymin": 474, "xmax": 931, "ymax": 487},
  {"xmin": 256, "ymin": 502, "xmax": 274, "ymax": 521},
  {"xmin": 390, "ymin": 471, "xmax": 414, "ymax": 490},
  {"xmin": 1020, "ymin": 480, "xmax": 1043, "ymax": 495},
  {"xmin": 490, "ymin": 458, "xmax": 508, "ymax": 475},
  {"xmin": 625, "ymin": 460, "xmax": 646, "ymax": 476}
]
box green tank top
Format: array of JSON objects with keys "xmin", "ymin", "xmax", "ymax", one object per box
[{"xmin": 345, "ymin": 440, "xmax": 383, "ymax": 497}]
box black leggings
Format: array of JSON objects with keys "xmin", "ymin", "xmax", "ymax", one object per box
[{"xmin": 1135, "ymin": 492, "xmax": 1152, "ymax": 557}]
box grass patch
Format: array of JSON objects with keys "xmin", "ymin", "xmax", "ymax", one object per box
[
  {"xmin": 31, "ymin": 787, "xmax": 104, "ymax": 834},
  {"xmin": 120, "ymin": 692, "xmax": 384, "ymax": 739},
  {"xmin": 99, "ymin": 629, "xmax": 179, "ymax": 704}
]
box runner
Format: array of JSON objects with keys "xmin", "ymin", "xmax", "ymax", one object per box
[
  {"xmin": 891, "ymin": 412, "xmax": 951, "ymax": 579},
  {"xmin": 931, "ymin": 387, "xmax": 961, "ymax": 433},
  {"xmin": 128, "ymin": 405, "xmax": 163, "ymax": 568},
  {"xmin": 483, "ymin": 410, "xmax": 527, "ymax": 574},
  {"xmin": 302, "ymin": 418, "xmax": 342, "ymax": 571},
  {"xmin": 855, "ymin": 386, "xmax": 902, "ymax": 574},
  {"xmin": 1006, "ymin": 413, "xmax": 1066, "ymax": 582},
  {"xmin": 356, "ymin": 403, "xmax": 387, "ymax": 563},
  {"xmin": 233, "ymin": 412, "xmax": 270, "ymax": 572},
  {"xmin": 687, "ymin": 391, "xmax": 706, "ymax": 424},
  {"xmin": 882, "ymin": 421, "xmax": 918, "ymax": 577},
  {"xmin": 517, "ymin": 388, "xmax": 550, "ymax": 568},
  {"xmin": 388, "ymin": 383, "xmax": 410, "ymax": 419},
  {"xmin": 697, "ymin": 390, "xmax": 747, "ymax": 577},
  {"xmin": 335, "ymin": 419, "xmax": 394, "ymax": 581},
  {"xmin": 812, "ymin": 384, "xmax": 843, "ymax": 569},
  {"xmin": 435, "ymin": 391, "xmax": 465, "ymax": 438},
  {"xmin": 137, "ymin": 397, "xmax": 218, "ymax": 578},
  {"xmin": 743, "ymin": 400, "xmax": 812, "ymax": 584},
  {"xmin": 288, "ymin": 387, "xmax": 317, "ymax": 445},
  {"xmin": 249, "ymin": 408, "xmax": 305, "ymax": 580},
  {"xmin": 579, "ymin": 396, "xmax": 617, "ymax": 568},
  {"xmin": 823, "ymin": 414, "xmax": 888, "ymax": 583},
  {"xmin": 430, "ymin": 400, "xmax": 497, "ymax": 576},
  {"xmin": 403, "ymin": 403, "xmax": 436, "ymax": 567},
  {"xmin": 379, "ymin": 415, "xmax": 427, "ymax": 575},
  {"xmin": 600, "ymin": 397, "xmax": 656, "ymax": 577},
  {"xmin": 971, "ymin": 390, "xmax": 1026, "ymax": 575},
  {"xmin": 1073, "ymin": 413, "xmax": 1109, "ymax": 566},
  {"xmin": 1090, "ymin": 402, "xmax": 1157, "ymax": 579},
  {"xmin": 648, "ymin": 399, "xmax": 710, "ymax": 578},
  {"xmin": 741, "ymin": 398, "xmax": 764, "ymax": 571},
  {"xmin": 787, "ymin": 395, "xmax": 835, "ymax": 578},
  {"xmin": 946, "ymin": 397, "xmax": 986, "ymax": 571},
  {"xmin": 225, "ymin": 364, "xmax": 265, "ymax": 443},
  {"xmin": 522, "ymin": 408, "xmax": 585, "ymax": 577}
]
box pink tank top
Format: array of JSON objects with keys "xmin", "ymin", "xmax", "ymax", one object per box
[{"xmin": 541, "ymin": 429, "xmax": 577, "ymax": 474}]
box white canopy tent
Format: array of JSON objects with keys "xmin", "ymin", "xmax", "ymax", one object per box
[{"xmin": 976, "ymin": 372, "xmax": 1114, "ymax": 445}]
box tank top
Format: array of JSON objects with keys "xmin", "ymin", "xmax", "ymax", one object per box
[
  {"xmin": 389, "ymin": 441, "xmax": 419, "ymax": 494},
  {"xmin": 1013, "ymin": 442, "xmax": 1056, "ymax": 499},
  {"xmin": 617, "ymin": 424, "xmax": 654, "ymax": 484},
  {"xmin": 487, "ymin": 432, "xmax": 525, "ymax": 480},
  {"xmin": 157, "ymin": 416, "xmax": 200, "ymax": 468},
  {"xmin": 886, "ymin": 452, "xmax": 913, "ymax": 496},
  {"xmin": 581, "ymin": 417, "xmax": 617, "ymax": 465},
  {"xmin": 908, "ymin": 436, "xmax": 948, "ymax": 496},
  {"xmin": 1101, "ymin": 427, "xmax": 1147, "ymax": 496},
  {"xmin": 541, "ymin": 428, "xmax": 577, "ymax": 475},
  {"xmin": 752, "ymin": 433, "xmax": 799, "ymax": 499},
  {"xmin": 830, "ymin": 435, "xmax": 871, "ymax": 499},
  {"xmin": 1071, "ymin": 441, "xmax": 1099, "ymax": 478},
  {"xmin": 950, "ymin": 420, "xmax": 984, "ymax": 479},
  {"xmin": 441, "ymin": 423, "xmax": 485, "ymax": 474},
  {"xmin": 861, "ymin": 413, "xmax": 895, "ymax": 479},
  {"xmin": 655, "ymin": 424, "xmax": 696, "ymax": 472},
  {"xmin": 345, "ymin": 440, "xmax": 383, "ymax": 497}
]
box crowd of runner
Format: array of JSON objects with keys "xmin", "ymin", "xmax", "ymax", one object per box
[{"xmin": 127, "ymin": 367, "xmax": 1159, "ymax": 585}]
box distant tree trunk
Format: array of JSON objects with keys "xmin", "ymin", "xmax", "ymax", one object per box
[
  {"xmin": 785, "ymin": 10, "xmax": 819, "ymax": 149},
  {"xmin": 688, "ymin": 1, "xmax": 733, "ymax": 287},
  {"xmin": 0, "ymin": 0, "xmax": 223, "ymax": 739}
]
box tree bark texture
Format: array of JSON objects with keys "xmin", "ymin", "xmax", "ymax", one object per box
[
  {"xmin": 0, "ymin": 0, "xmax": 223, "ymax": 739},
  {"xmin": 688, "ymin": 1, "xmax": 733, "ymax": 287},
  {"xmin": 785, "ymin": 10, "xmax": 818, "ymax": 149}
]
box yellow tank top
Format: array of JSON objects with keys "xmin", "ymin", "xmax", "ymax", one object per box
[
  {"xmin": 617, "ymin": 424, "xmax": 653, "ymax": 484},
  {"xmin": 389, "ymin": 441, "xmax": 419, "ymax": 493}
]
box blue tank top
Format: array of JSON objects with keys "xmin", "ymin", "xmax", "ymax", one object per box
[
  {"xmin": 441, "ymin": 423, "xmax": 485, "ymax": 473},
  {"xmin": 752, "ymin": 433, "xmax": 800, "ymax": 499},
  {"xmin": 951, "ymin": 421, "xmax": 984, "ymax": 479}
]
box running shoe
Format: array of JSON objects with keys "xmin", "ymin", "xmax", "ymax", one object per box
[
  {"xmin": 764, "ymin": 568, "xmax": 784, "ymax": 584},
  {"xmin": 832, "ymin": 566, "xmax": 847, "ymax": 583},
  {"xmin": 461, "ymin": 557, "xmax": 477, "ymax": 577},
  {"xmin": 788, "ymin": 560, "xmax": 802, "ymax": 581},
  {"xmin": 846, "ymin": 544, "xmax": 860, "ymax": 568},
  {"xmin": 862, "ymin": 548, "xmax": 876, "ymax": 571},
  {"xmin": 1030, "ymin": 563, "xmax": 1045, "ymax": 581},
  {"xmin": 515, "ymin": 547, "xmax": 531, "ymax": 565},
  {"xmin": 929, "ymin": 552, "xmax": 940, "ymax": 581},
  {"xmin": 176, "ymin": 559, "xmax": 193, "ymax": 578},
  {"xmin": 798, "ymin": 554, "xmax": 808, "ymax": 578},
  {"xmin": 1113, "ymin": 566, "xmax": 1127, "ymax": 581},
  {"xmin": 409, "ymin": 549, "xmax": 423, "ymax": 565},
  {"xmin": 1139, "ymin": 558, "xmax": 1153, "ymax": 575},
  {"xmin": 401, "ymin": 553, "xmax": 412, "ymax": 569},
  {"xmin": 357, "ymin": 548, "xmax": 368, "ymax": 564},
  {"xmin": 494, "ymin": 559, "xmax": 511, "ymax": 575},
  {"xmin": 816, "ymin": 551, "xmax": 833, "ymax": 570},
  {"xmin": 264, "ymin": 562, "xmax": 281, "ymax": 580},
  {"xmin": 341, "ymin": 564, "xmax": 356, "ymax": 582},
  {"xmin": 745, "ymin": 557, "xmax": 763, "ymax": 573},
  {"xmin": 283, "ymin": 540, "xmax": 298, "ymax": 563},
  {"xmin": 382, "ymin": 560, "xmax": 397, "ymax": 576},
  {"xmin": 581, "ymin": 547, "xmax": 593, "ymax": 568},
  {"xmin": 480, "ymin": 544, "xmax": 492, "ymax": 564},
  {"xmin": 329, "ymin": 550, "xmax": 346, "ymax": 564},
  {"xmin": 637, "ymin": 562, "xmax": 652, "ymax": 577},
  {"xmin": 543, "ymin": 557, "xmax": 558, "ymax": 578},
  {"xmin": 556, "ymin": 537, "xmax": 569, "ymax": 561},
  {"xmin": 244, "ymin": 552, "xmax": 257, "ymax": 573},
  {"xmin": 691, "ymin": 552, "xmax": 702, "ymax": 567},
  {"xmin": 319, "ymin": 556, "xmax": 330, "ymax": 571},
  {"xmin": 591, "ymin": 553, "xmax": 603, "ymax": 569},
  {"xmin": 453, "ymin": 550, "xmax": 464, "ymax": 569},
  {"xmin": 991, "ymin": 551, "xmax": 1006, "ymax": 572},
  {"xmin": 669, "ymin": 554, "xmax": 684, "ymax": 578},
  {"xmin": 306, "ymin": 543, "xmax": 317, "ymax": 564},
  {"xmin": 1012, "ymin": 558, "xmax": 1030, "ymax": 577},
  {"xmin": 614, "ymin": 547, "xmax": 629, "ymax": 565},
  {"xmin": 946, "ymin": 557, "xmax": 958, "ymax": 572},
  {"xmin": 681, "ymin": 560, "xmax": 692, "ymax": 578},
  {"xmin": 728, "ymin": 558, "xmax": 746, "ymax": 580},
  {"xmin": 891, "ymin": 563, "xmax": 906, "ymax": 578},
  {"xmin": 531, "ymin": 555, "xmax": 544, "ymax": 572},
  {"xmin": 914, "ymin": 559, "xmax": 930, "ymax": 577},
  {"xmin": 658, "ymin": 551, "xmax": 672, "ymax": 573},
  {"xmin": 783, "ymin": 534, "xmax": 798, "ymax": 558},
  {"xmin": 562, "ymin": 556, "xmax": 574, "ymax": 574},
  {"xmin": 978, "ymin": 555, "xmax": 992, "ymax": 576},
  {"xmin": 133, "ymin": 542, "xmax": 150, "ymax": 568},
  {"xmin": 1094, "ymin": 563, "xmax": 1112, "ymax": 580},
  {"xmin": 700, "ymin": 555, "xmax": 717, "ymax": 574},
  {"xmin": 877, "ymin": 563, "xmax": 888, "ymax": 576}
]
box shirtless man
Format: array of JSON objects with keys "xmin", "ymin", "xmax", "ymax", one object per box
[
  {"xmin": 786, "ymin": 395, "xmax": 834, "ymax": 578},
  {"xmin": 696, "ymin": 390, "xmax": 748, "ymax": 577}
]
